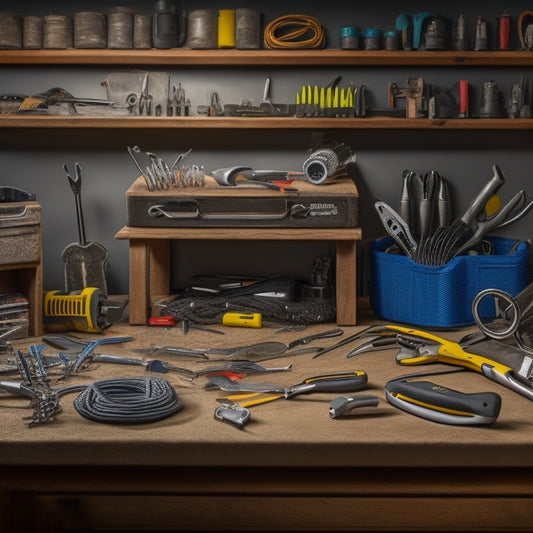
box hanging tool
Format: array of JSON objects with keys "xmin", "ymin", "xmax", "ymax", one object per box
[
  {"xmin": 385, "ymin": 378, "xmax": 501, "ymax": 425},
  {"xmin": 213, "ymin": 371, "xmax": 368, "ymax": 407},
  {"xmin": 62, "ymin": 163, "xmax": 109, "ymax": 297}
]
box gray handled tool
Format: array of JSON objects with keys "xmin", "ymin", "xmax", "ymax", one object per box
[{"xmin": 385, "ymin": 379, "xmax": 501, "ymax": 425}]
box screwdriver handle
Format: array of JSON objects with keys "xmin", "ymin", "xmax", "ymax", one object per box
[{"xmin": 285, "ymin": 371, "xmax": 367, "ymax": 399}]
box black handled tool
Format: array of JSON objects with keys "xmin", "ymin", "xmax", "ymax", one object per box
[
  {"xmin": 214, "ymin": 371, "xmax": 368, "ymax": 407},
  {"xmin": 385, "ymin": 379, "xmax": 501, "ymax": 425}
]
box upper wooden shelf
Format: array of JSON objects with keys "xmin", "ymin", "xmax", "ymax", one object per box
[
  {"xmin": 2, "ymin": 115, "xmax": 533, "ymax": 130},
  {"xmin": 2, "ymin": 49, "xmax": 533, "ymax": 67}
]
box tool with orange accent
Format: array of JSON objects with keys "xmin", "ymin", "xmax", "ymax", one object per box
[{"xmin": 212, "ymin": 370, "xmax": 368, "ymax": 407}]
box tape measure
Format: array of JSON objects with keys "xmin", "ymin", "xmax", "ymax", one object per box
[{"xmin": 222, "ymin": 312, "xmax": 262, "ymax": 328}]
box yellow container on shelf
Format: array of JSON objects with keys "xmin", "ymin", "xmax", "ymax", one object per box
[{"xmin": 217, "ymin": 9, "xmax": 235, "ymax": 48}]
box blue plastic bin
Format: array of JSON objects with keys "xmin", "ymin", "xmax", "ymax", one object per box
[{"xmin": 369, "ymin": 236, "xmax": 530, "ymax": 328}]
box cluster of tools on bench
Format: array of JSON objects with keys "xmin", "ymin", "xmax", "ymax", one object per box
[
  {"xmin": 374, "ymin": 163, "xmax": 533, "ymax": 266},
  {"xmin": 2, "ymin": 275, "xmax": 533, "ymax": 429},
  {"xmin": 3, "ymin": 70, "xmax": 531, "ymax": 120},
  {"xmin": 127, "ymin": 141, "xmax": 355, "ymax": 193}
]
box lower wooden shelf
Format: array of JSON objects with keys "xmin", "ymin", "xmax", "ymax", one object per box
[{"xmin": 115, "ymin": 225, "xmax": 362, "ymax": 326}]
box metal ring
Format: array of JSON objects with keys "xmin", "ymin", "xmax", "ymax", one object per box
[{"xmin": 472, "ymin": 288, "xmax": 521, "ymax": 340}]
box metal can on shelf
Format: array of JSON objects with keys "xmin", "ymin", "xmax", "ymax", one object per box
[
  {"xmin": 186, "ymin": 9, "xmax": 217, "ymax": 49},
  {"xmin": 235, "ymin": 8, "xmax": 260, "ymax": 49},
  {"xmin": 107, "ymin": 7, "xmax": 134, "ymax": 49},
  {"xmin": 43, "ymin": 15, "xmax": 73, "ymax": 49},
  {"xmin": 133, "ymin": 13, "xmax": 152, "ymax": 49},
  {"xmin": 74, "ymin": 11, "xmax": 106, "ymax": 49},
  {"xmin": 0, "ymin": 11, "xmax": 21, "ymax": 49},
  {"xmin": 363, "ymin": 27, "xmax": 382, "ymax": 50},
  {"xmin": 339, "ymin": 26, "xmax": 361, "ymax": 49},
  {"xmin": 23, "ymin": 16, "xmax": 42, "ymax": 49}
]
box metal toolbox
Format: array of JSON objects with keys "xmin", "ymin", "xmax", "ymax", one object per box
[
  {"xmin": 125, "ymin": 176, "xmax": 359, "ymax": 228},
  {"xmin": 0, "ymin": 201, "xmax": 41, "ymax": 265}
]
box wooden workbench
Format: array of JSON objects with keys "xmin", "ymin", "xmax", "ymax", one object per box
[{"xmin": 1, "ymin": 305, "xmax": 533, "ymax": 531}]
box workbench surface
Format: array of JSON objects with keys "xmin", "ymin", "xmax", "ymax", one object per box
[
  {"xmin": 1, "ymin": 302, "xmax": 533, "ymax": 469},
  {"xmin": 2, "ymin": 302, "xmax": 533, "ymax": 531}
]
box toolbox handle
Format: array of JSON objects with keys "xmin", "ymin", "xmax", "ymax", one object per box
[
  {"xmin": 0, "ymin": 206, "xmax": 28, "ymax": 221},
  {"xmin": 148, "ymin": 200, "xmax": 293, "ymax": 221}
]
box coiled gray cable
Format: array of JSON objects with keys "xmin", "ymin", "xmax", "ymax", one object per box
[{"xmin": 72, "ymin": 376, "xmax": 182, "ymax": 424}]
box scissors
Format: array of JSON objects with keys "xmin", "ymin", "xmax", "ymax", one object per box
[{"xmin": 472, "ymin": 283, "xmax": 533, "ymax": 354}]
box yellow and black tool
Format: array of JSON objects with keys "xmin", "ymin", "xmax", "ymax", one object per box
[
  {"xmin": 222, "ymin": 312, "xmax": 262, "ymax": 328},
  {"xmin": 383, "ymin": 324, "xmax": 533, "ymax": 403},
  {"xmin": 43, "ymin": 287, "xmax": 125, "ymax": 333},
  {"xmin": 385, "ymin": 379, "xmax": 501, "ymax": 425},
  {"xmin": 215, "ymin": 370, "xmax": 368, "ymax": 407}
]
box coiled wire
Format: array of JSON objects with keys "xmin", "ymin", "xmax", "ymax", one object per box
[
  {"xmin": 264, "ymin": 14, "xmax": 325, "ymax": 49},
  {"xmin": 72, "ymin": 376, "xmax": 181, "ymax": 424}
]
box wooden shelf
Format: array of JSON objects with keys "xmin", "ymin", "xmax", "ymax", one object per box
[
  {"xmin": 2, "ymin": 49, "xmax": 533, "ymax": 67},
  {"xmin": 3, "ymin": 115, "xmax": 533, "ymax": 130}
]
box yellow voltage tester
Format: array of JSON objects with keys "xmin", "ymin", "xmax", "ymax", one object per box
[{"xmin": 222, "ymin": 312, "xmax": 262, "ymax": 328}]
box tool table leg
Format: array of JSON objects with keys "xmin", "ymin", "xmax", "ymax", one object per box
[
  {"xmin": 128, "ymin": 239, "xmax": 150, "ymax": 325},
  {"xmin": 149, "ymin": 239, "xmax": 171, "ymax": 296},
  {"xmin": 335, "ymin": 240, "xmax": 357, "ymax": 325}
]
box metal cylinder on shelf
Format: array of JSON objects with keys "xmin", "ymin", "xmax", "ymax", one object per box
[
  {"xmin": 22, "ymin": 16, "xmax": 42, "ymax": 49},
  {"xmin": 74, "ymin": 11, "xmax": 106, "ymax": 49},
  {"xmin": 133, "ymin": 13, "xmax": 152, "ymax": 49},
  {"xmin": 0, "ymin": 11, "xmax": 22, "ymax": 49},
  {"xmin": 235, "ymin": 8, "xmax": 260, "ymax": 49},
  {"xmin": 107, "ymin": 7, "xmax": 134, "ymax": 49},
  {"xmin": 43, "ymin": 15, "xmax": 73, "ymax": 49},
  {"xmin": 186, "ymin": 9, "xmax": 217, "ymax": 49}
]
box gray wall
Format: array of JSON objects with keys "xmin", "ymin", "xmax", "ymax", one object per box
[{"xmin": 1, "ymin": 0, "xmax": 532, "ymax": 296}]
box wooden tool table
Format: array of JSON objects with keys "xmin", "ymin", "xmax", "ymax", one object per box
[
  {"xmin": 115, "ymin": 225, "xmax": 362, "ymax": 326},
  {"xmin": 2, "ymin": 316, "xmax": 533, "ymax": 531}
]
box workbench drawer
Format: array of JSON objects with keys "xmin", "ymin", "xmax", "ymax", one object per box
[
  {"xmin": 0, "ymin": 201, "xmax": 41, "ymax": 265},
  {"xmin": 369, "ymin": 236, "xmax": 530, "ymax": 328}
]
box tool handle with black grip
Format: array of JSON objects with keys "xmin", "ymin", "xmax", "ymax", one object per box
[
  {"xmin": 385, "ymin": 379, "xmax": 501, "ymax": 425},
  {"xmin": 285, "ymin": 371, "xmax": 367, "ymax": 399}
]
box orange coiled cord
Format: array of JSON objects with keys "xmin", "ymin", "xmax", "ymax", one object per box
[{"xmin": 263, "ymin": 14, "xmax": 326, "ymax": 49}]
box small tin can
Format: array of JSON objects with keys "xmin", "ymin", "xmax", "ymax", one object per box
[
  {"xmin": 235, "ymin": 8, "xmax": 260, "ymax": 49},
  {"xmin": 339, "ymin": 26, "xmax": 361, "ymax": 49},
  {"xmin": 384, "ymin": 30, "xmax": 399, "ymax": 50},
  {"xmin": 23, "ymin": 16, "xmax": 42, "ymax": 49},
  {"xmin": 363, "ymin": 27, "xmax": 382, "ymax": 50},
  {"xmin": 74, "ymin": 11, "xmax": 106, "ymax": 49},
  {"xmin": 0, "ymin": 11, "xmax": 21, "ymax": 49},
  {"xmin": 43, "ymin": 15, "xmax": 73, "ymax": 49},
  {"xmin": 187, "ymin": 9, "xmax": 217, "ymax": 49}
]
